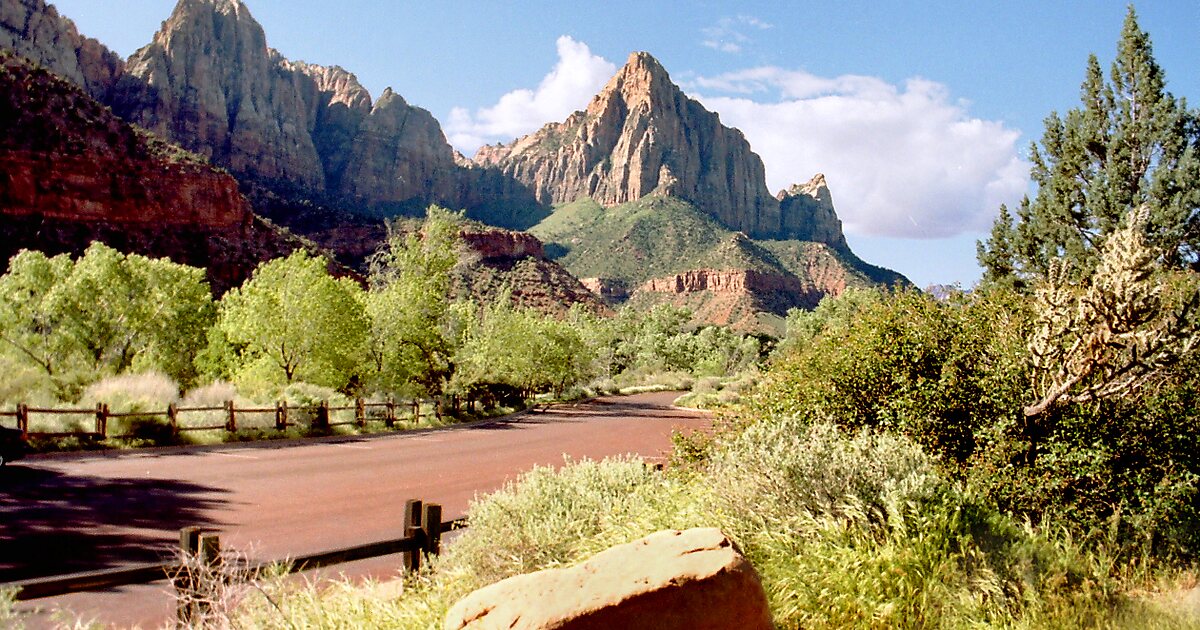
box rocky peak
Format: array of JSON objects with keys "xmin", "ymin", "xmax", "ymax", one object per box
[
  {"xmin": 476, "ymin": 51, "xmax": 784, "ymax": 238},
  {"xmin": 776, "ymin": 173, "xmax": 847, "ymax": 249},
  {"xmin": 111, "ymin": 0, "xmax": 326, "ymax": 191},
  {"xmin": 0, "ymin": 0, "xmax": 123, "ymax": 98}
]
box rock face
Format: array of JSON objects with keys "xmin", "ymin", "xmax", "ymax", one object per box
[
  {"xmin": 107, "ymin": 0, "xmax": 467, "ymax": 215},
  {"xmin": 444, "ymin": 528, "xmax": 771, "ymax": 630},
  {"xmin": 630, "ymin": 268, "xmax": 823, "ymax": 332},
  {"xmin": 0, "ymin": 51, "xmax": 302, "ymax": 293},
  {"xmin": 777, "ymin": 173, "xmax": 848, "ymax": 250},
  {"xmin": 474, "ymin": 52, "xmax": 846, "ymax": 246},
  {"xmin": 0, "ymin": 0, "xmax": 123, "ymax": 98}
]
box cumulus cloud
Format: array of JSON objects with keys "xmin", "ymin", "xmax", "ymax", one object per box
[
  {"xmin": 701, "ymin": 15, "xmax": 772, "ymax": 54},
  {"xmin": 691, "ymin": 67, "xmax": 1028, "ymax": 238},
  {"xmin": 447, "ymin": 36, "xmax": 615, "ymax": 155}
]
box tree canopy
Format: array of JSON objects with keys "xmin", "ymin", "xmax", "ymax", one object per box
[{"xmin": 979, "ymin": 7, "xmax": 1200, "ymax": 286}]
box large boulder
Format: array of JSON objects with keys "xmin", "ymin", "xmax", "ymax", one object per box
[{"xmin": 443, "ymin": 528, "xmax": 772, "ymax": 630}]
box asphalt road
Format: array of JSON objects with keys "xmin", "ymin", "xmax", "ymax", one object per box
[{"xmin": 0, "ymin": 391, "xmax": 711, "ymax": 628}]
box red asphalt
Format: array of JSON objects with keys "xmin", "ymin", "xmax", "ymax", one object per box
[{"xmin": 0, "ymin": 391, "xmax": 711, "ymax": 628}]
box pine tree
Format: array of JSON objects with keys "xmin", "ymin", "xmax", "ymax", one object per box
[{"xmin": 979, "ymin": 8, "xmax": 1200, "ymax": 284}]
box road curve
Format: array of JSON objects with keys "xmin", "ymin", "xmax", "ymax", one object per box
[{"xmin": 1, "ymin": 391, "xmax": 710, "ymax": 628}]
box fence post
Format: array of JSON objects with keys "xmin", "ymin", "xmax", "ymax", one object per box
[
  {"xmin": 224, "ymin": 400, "xmax": 236, "ymax": 433},
  {"xmin": 314, "ymin": 400, "xmax": 330, "ymax": 430},
  {"xmin": 355, "ymin": 397, "xmax": 366, "ymax": 429},
  {"xmin": 422, "ymin": 503, "xmax": 443, "ymax": 557},
  {"xmin": 16, "ymin": 403, "xmax": 28, "ymax": 436},
  {"xmin": 167, "ymin": 403, "xmax": 178, "ymax": 437},
  {"xmin": 95, "ymin": 403, "xmax": 108, "ymax": 437},
  {"xmin": 385, "ymin": 396, "xmax": 395, "ymax": 428},
  {"xmin": 403, "ymin": 499, "xmax": 423, "ymax": 573},
  {"xmin": 275, "ymin": 401, "xmax": 288, "ymax": 431},
  {"xmin": 412, "ymin": 400, "xmax": 420, "ymax": 424},
  {"xmin": 176, "ymin": 526, "xmax": 202, "ymax": 625}
]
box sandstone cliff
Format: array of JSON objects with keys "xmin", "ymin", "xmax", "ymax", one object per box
[
  {"xmin": 0, "ymin": 51, "xmax": 304, "ymax": 293},
  {"xmin": 0, "ymin": 0, "xmax": 122, "ymax": 98},
  {"xmin": 473, "ymin": 52, "xmax": 851, "ymax": 247},
  {"xmin": 777, "ymin": 173, "xmax": 848, "ymax": 250}
]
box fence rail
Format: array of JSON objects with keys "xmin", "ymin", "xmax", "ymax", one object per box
[
  {"xmin": 2, "ymin": 498, "xmax": 467, "ymax": 622},
  {"xmin": 0, "ymin": 396, "xmax": 439, "ymax": 442}
]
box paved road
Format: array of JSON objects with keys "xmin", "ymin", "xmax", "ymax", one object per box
[{"xmin": 0, "ymin": 391, "xmax": 710, "ymax": 628}]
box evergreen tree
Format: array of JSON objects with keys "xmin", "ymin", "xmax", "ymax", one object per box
[{"xmin": 979, "ymin": 8, "xmax": 1200, "ymax": 284}]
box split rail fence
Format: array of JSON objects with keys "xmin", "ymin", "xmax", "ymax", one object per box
[
  {"xmin": 0, "ymin": 397, "xmax": 442, "ymax": 441},
  {"xmin": 2, "ymin": 498, "xmax": 465, "ymax": 624}
]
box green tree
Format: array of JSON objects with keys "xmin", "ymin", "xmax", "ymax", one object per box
[
  {"xmin": 0, "ymin": 244, "xmax": 215, "ymax": 390},
  {"xmin": 365, "ymin": 206, "xmax": 462, "ymax": 397},
  {"xmin": 979, "ymin": 8, "xmax": 1200, "ymax": 284},
  {"xmin": 216, "ymin": 250, "xmax": 368, "ymax": 391}
]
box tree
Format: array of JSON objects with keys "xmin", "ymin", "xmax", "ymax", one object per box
[
  {"xmin": 364, "ymin": 206, "xmax": 463, "ymax": 397},
  {"xmin": 0, "ymin": 244, "xmax": 215, "ymax": 391},
  {"xmin": 979, "ymin": 8, "xmax": 1200, "ymax": 284},
  {"xmin": 1024, "ymin": 208, "xmax": 1199, "ymax": 418},
  {"xmin": 216, "ymin": 250, "xmax": 368, "ymax": 391}
]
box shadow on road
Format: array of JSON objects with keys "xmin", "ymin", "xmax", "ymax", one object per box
[{"xmin": 0, "ymin": 466, "xmax": 229, "ymax": 581}]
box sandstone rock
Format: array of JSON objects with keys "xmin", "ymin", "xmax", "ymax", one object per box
[
  {"xmin": 777, "ymin": 173, "xmax": 848, "ymax": 249},
  {"xmin": 443, "ymin": 528, "xmax": 771, "ymax": 630},
  {"xmin": 336, "ymin": 87, "xmax": 462, "ymax": 209},
  {"xmin": 460, "ymin": 226, "xmax": 545, "ymax": 261},
  {"xmin": 0, "ymin": 0, "xmax": 123, "ymax": 98},
  {"xmin": 474, "ymin": 52, "xmax": 786, "ymax": 240},
  {"xmin": 0, "ymin": 52, "xmax": 302, "ymax": 293}
]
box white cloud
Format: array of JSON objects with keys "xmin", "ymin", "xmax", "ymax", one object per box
[
  {"xmin": 691, "ymin": 67, "xmax": 1028, "ymax": 239},
  {"xmin": 447, "ymin": 36, "xmax": 615, "ymax": 156},
  {"xmin": 701, "ymin": 15, "xmax": 772, "ymax": 55}
]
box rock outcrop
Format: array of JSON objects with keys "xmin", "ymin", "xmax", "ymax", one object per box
[
  {"xmin": 777, "ymin": 173, "xmax": 848, "ymax": 250},
  {"xmin": 110, "ymin": 0, "xmax": 326, "ymax": 191},
  {"xmin": 0, "ymin": 51, "xmax": 303, "ymax": 293},
  {"xmin": 444, "ymin": 528, "xmax": 771, "ymax": 630},
  {"xmin": 474, "ymin": 52, "xmax": 783, "ymax": 239},
  {"xmin": 108, "ymin": 0, "xmax": 466, "ymax": 208},
  {"xmin": 473, "ymin": 52, "xmax": 851, "ymax": 247},
  {"xmin": 0, "ymin": 0, "xmax": 122, "ymax": 98}
]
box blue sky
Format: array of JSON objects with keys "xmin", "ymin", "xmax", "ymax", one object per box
[{"xmin": 51, "ymin": 1, "xmax": 1200, "ymax": 288}]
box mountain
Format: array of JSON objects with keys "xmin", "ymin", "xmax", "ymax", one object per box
[
  {"xmin": 474, "ymin": 52, "xmax": 845, "ymax": 246},
  {"xmin": 503, "ymin": 52, "xmax": 906, "ymax": 332},
  {"xmin": 0, "ymin": 0, "xmax": 909, "ymax": 330},
  {"xmin": 105, "ymin": 0, "xmax": 543, "ymax": 239},
  {"xmin": 0, "ymin": 50, "xmax": 305, "ymax": 293}
]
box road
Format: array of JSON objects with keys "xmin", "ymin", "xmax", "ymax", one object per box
[{"xmin": 0, "ymin": 391, "xmax": 710, "ymax": 628}]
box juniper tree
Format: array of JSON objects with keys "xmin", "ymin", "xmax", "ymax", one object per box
[{"xmin": 978, "ymin": 7, "xmax": 1200, "ymax": 286}]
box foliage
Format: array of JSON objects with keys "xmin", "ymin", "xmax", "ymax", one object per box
[
  {"xmin": 214, "ymin": 250, "xmax": 368, "ymax": 392},
  {"xmin": 1024, "ymin": 209, "xmax": 1199, "ymax": 417},
  {"xmin": 226, "ymin": 427, "xmax": 1174, "ymax": 629},
  {"xmin": 979, "ymin": 8, "xmax": 1200, "ymax": 285},
  {"xmin": 0, "ymin": 243, "xmax": 214, "ymax": 398},
  {"xmin": 453, "ymin": 292, "xmax": 595, "ymax": 397},
  {"xmin": 365, "ymin": 206, "xmax": 462, "ymax": 397}
]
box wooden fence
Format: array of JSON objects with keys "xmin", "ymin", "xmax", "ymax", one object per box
[
  {"xmin": 2, "ymin": 498, "xmax": 466, "ymax": 623},
  {"xmin": 0, "ymin": 396, "xmax": 443, "ymax": 441}
]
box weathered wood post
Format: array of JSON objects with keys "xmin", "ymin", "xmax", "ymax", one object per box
[
  {"xmin": 314, "ymin": 400, "xmax": 330, "ymax": 430},
  {"xmin": 355, "ymin": 397, "xmax": 366, "ymax": 429},
  {"xmin": 403, "ymin": 499, "xmax": 424, "ymax": 572},
  {"xmin": 385, "ymin": 396, "xmax": 396, "ymax": 428},
  {"xmin": 95, "ymin": 403, "xmax": 108, "ymax": 437},
  {"xmin": 16, "ymin": 403, "xmax": 28, "ymax": 436},
  {"xmin": 167, "ymin": 403, "xmax": 178, "ymax": 437},
  {"xmin": 412, "ymin": 400, "xmax": 420, "ymax": 424},
  {"xmin": 275, "ymin": 401, "xmax": 288, "ymax": 431},
  {"xmin": 224, "ymin": 400, "xmax": 236, "ymax": 433},
  {"xmin": 422, "ymin": 503, "xmax": 443, "ymax": 557},
  {"xmin": 176, "ymin": 527, "xmax": 223, "ymax": 625}
]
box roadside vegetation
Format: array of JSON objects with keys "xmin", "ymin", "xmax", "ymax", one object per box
[
  {"xmin": 149, "ymin": 9, "xmax": 1199, "ymax": 629},
  {"xmin": 4, "ymin": 8, "xmax": 1199, "ymax": 630},
  {"xmin": 0, "ymin": 207, "xmax": 765, "ymax": 450}
]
